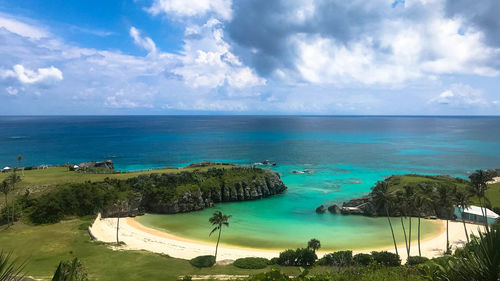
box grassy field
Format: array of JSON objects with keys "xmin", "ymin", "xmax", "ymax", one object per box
[{"xmin": 0, "ymin": 218, "xmax": 315, "ymax": 281}]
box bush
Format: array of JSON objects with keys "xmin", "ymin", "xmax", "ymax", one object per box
[
  {"xmin": 353, "ymin": 253, "xmax": 373, "ymax": 266},
  {"xmin": 189, "ymin": 255, "xmax": 215, "ymax": 268},
  {"xmin": 371, "ymin": 251, "xmax": 401, "ymax": 266},
  {"xmin": 277, "ymin": 248, "xmax": 317, "ymax": 267},
  {"xmin": 406, "ymin": 256, "xmax": 429, "ymax": 266},
  {"xmin": 268, "ymin": 257, "xmax": 279, "ymax": 265},
  {"xmin": 234, "ymin": 257, "xmax": 269, "ymax": 269},
  {"xmin": 317, "ymin": 251, "xmax": 353, "ymax": 267}
]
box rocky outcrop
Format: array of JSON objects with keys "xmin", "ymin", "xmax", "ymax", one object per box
[
  {"xmin": 327, "ymin": 204, "xmax": 342, "ymax": 214},
  {"xmin": 316, "ymin": 205, "xmax": 326, "ymax": 213},
  {"xmin": 127, "ymin": 167, "xmax": 287, "ymax": 215}
]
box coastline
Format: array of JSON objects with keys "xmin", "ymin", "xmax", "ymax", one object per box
[{"xmin": 89, "ymin": 214, "xmax": 486, "ymax": 261}]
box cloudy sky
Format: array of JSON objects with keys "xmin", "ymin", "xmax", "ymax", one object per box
[{"xmin": 0, "ymin": 0, "xmax": 499, "ymax": 115}]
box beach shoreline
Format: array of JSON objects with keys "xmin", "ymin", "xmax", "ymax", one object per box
[{"xmin": 89, "ymin": 214, "xmax": 486, "ymax": 261}]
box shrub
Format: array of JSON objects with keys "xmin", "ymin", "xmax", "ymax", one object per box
[
  {"xmin": 277, "ymin": 248, "xmax": 317, "ymax": 267},
  {"xmin": 353, "ymin": 253, "xmax": 373, "ymax": 266},
  {"xmin": 371, "ymin": 251, "xmax": 401, "ymax": 266},
  {"xmin": 406, "ymin": 256, "xmax": 429, "ymax": 266},
  {"xmin": 189, "ymin": 255, "xmax": 215, "ymax": 268},
  {"xmin": 234, "ymin": 257, "xmax": 269, "ymax": 269},
  {"xmin": 268, "ymin": 257, "xmax": 279, "ymax": 265},
  {"xmin": 317, "ymin": 251, "xmax": 353, "ymax": 267}
]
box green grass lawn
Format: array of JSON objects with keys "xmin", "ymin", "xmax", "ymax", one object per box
[
  {"xmin": 484, "ymin": 183, "xmax": 500, "ymax": 209},
  {"xmin": 0, "ymin": 218, "xmax": 311, "ymax": 281}
]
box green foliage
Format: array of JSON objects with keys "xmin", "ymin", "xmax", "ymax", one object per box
[
  {"xmin": 317, "ymin": 251, "xmax": 353, "ymax": 267},
  {"xmin": 233, "ymin": 257, "xmax": 269, "ymax": 269},
  {"xmin": 189, "ymin": 255, "xmax": 215, "ymax": 268},
  {"xmin": 406, "ymin": 256, "xmax": 429, "ymax": 266},
  {"xmin": 0, "ymin": 251, "xmax": 25, "ymax": 281},
  {"xmin": 421, "ymin": 227, "xmax": 500, "ymax": 281},
  {"xmin": 277, "ymin": 248, "xmax": 317, "ymax": 267},
  {"xmin": 353, "ymin": 253, "xmax": 373, "ymax": 266},
  {"xmin": 51, "ymin": 258, "xmax": 88, "ymax": 281},
  {"xmin": 307, "ymin": 239, "xmax": 321, "ymax": 252},
  {"xmin": 370, "ymin": 251, "xmax": 401, "ymax": 266}
]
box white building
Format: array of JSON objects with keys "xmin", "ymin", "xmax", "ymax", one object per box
[
  {"xmin": 2, "ymin": 166, "xmax": 11, "ymax": 173},
  {"xmin": 454, "ymin": 205, "xmax": 499, "ymax": 225}
]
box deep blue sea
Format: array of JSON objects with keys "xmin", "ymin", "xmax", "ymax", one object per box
[{"xmin": 1, "ymin": 116, "xmax": 499, "ymax": 249}]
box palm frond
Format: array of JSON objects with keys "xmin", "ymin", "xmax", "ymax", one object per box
[{"xmin": 0, "ymin": 251, "xmax": 26, "ymax": 281}]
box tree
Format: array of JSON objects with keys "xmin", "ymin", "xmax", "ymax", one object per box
[
  {"xmin": 403, "ymin": 185, "xmax": 416, "ymax": 257},
  {"xmin": 209, "ymin": 211, "xmax": 231, "ymax": 261},
  {"xmin": 0, "ymin": 180, "xmax": 12, "ymax": 227},
  {"xmin": 5, "ymin": 172, "xmax": 21, "ymax": 226},
  {"xmin": 454, "ymin": 189, "xmax": 471, "ymax": 243},
  {"xmin": 307, "ymin": 238, "xmax": 321, "ymax": 253},
  {"xmin": 372, "ymin": 181, "xmax": 398, "ymax": 256},
  {"xmin": 414, "ymin": 193, "xmax": 432, "ymax": 256},
  {"xmin": 469, "ymin": 170, "xmax": 493, "ymax": 233},
  {"xmin": 395, "ymin": 191, "xmax": 409, "ymax": 257},
  {"xmin": 51, "ymin": 258, "xmax": 89, "ymax": 281},
  {"xmin": 115, "ymin": 200, "xmax": 129, "ymax": 245},
  {"xmin": 436, "ymin": 185, "xmax": 454, "ymax": 254},
  {"xmin": 16, "ymin": 155, "xmax": 23, "ymax": 177},
  {"xmin": 0, "ymin": 251, "xmax": 25, "ymax": 281}
]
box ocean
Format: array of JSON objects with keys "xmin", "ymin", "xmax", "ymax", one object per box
[{"xmin": 1, "ymin": 116, "xmax": 499, "ymax": 250}]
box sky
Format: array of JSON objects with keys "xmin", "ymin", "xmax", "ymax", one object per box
[{"xmin": 0, "ymin": 0, "xmax": 499, "ymax": 115}]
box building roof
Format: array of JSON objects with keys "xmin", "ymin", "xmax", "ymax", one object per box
[
  {"xmin": 462, "ymin": 205, "xmax": 499, "ymax": 219},
  {"xmin": 2, "ymin": 166, "xmax": 11, "ymax": 170}
]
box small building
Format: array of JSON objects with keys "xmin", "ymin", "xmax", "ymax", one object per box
[
  {"xmin": 2, "ymin": 166, "xmax": 12, "ymax": 173},
  {"xmin": 454, "ymin": 205, "xmax": 499, "ymax": 225}
]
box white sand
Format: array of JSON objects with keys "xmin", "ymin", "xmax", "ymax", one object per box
[{"xmin": 89, "ymin": 214, "xmax": 486, "ymax": 261}]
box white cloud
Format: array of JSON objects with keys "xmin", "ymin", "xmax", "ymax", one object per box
[
  {"xmin": 5, "ymin": 86, "xmax": 18, "ymax": 96},
  {"xmin": 147, "ymin": 0, "xmax": 232, "ymax": 20},
  {"xmin": 0, "ymin": 15, "xmax": 48, "ymax": 39},
  {"xmin": 129, "ymin": 27, "xmax": 157, "ymax": 54},
  {"xmin": 1, "ymin": 64, "xmax": 63, "ymax": 84},
  {"xmin": 428, "ymin": 84, "xmax": 487, "ymax": 108},
  {"xmin": 171, "ymin": 19, "xmax": 265, "ymax": 89}
]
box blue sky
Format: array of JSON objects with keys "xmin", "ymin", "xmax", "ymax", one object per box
[{"xmin": 0, "ymin": 0, "xmax": 499, "ymax": 115}]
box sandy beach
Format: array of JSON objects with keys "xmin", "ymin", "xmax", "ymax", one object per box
[{"xmin": 89, "ymin": 213, "xmax": 487, "ymax": 261}]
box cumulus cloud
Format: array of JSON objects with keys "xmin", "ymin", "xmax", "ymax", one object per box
[
  {"xmin": 428, "ymin": 84, "xmax": 487, "ymax": 108},
  {"xmin": 227, "ymin": 0, "xmax": 500, "ymax": 85},
  {"xmin": 147, "ymin": 0, "xmax": 232, "ymax": 20},
  {"xmin": 129, "ymin": 27, "xmax": 157, "ymax": 54},
  {"xmin": 1, "ymin": 64, "xmax": 63, "ymax": 84},
  {"xmin": 171, "ymin": 19, "xmax": 265, "ymax": 89}
]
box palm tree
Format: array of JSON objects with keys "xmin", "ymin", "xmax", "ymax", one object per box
[
  {"xmin": 5, "ymin": 173, "xmax": 21, "ymax": 226},
  {"xmin": 437, "ymin": 185, "xmax": 454, "ymax": 254},
  {"xmin": 307, "ymin": 238, "xmax": 321, "ymax": 253},
  {"xmin": 51, "ymin": 258, "xmax": 88, "ymax": 281},
  {"xmin": 372, "ymin": 181, "xmax": 398, "ymax": 256},
  {"xmin": 16, "ymin": 156, "xmax": 23, "ymax": 177},
  {"xmin": 414, "ymin": 194, "xmax": 432, "ymax": 256},
  {"xmin": 0, "ymin": 251, "xmax": 25, "ymax": 281},
  {"xmin": 395, "ymin": 191, "xmax": 409, "ymax": 257},
  {"xmin": 115, "ymin": 200, "xmax": 129, "ymax": 245},
  {"xmin": 469, "ymin": 170, "xmax": 493, "ymax": 232},
  {"xmin": 0, "ymin": 180, "xmax": 12, "ymax": 227},
  {"xmin": 403, "ymin": 185, "xmax": 415, "ymax": 257},
  {"xmin": 454, "ymin": 189, "xmax": 471, "ymax": 243},
  {"xmin": 209, "ymin": 211, "xmax": 231, "ymax": 261}
]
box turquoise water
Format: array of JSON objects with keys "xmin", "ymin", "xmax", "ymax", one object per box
[{"xmin": 1, "ymin": 116, "xmax": 499, "ymax": 249}]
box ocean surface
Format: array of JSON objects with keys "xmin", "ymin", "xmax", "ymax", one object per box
[{"xmin": 1, "ymin": 116, "xmax": 500, "ymax": 250}]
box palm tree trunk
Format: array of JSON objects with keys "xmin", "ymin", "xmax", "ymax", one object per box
[
  {"xmin": 418, "ymin": 216, "xmax": 421, "ymax": 256},
  {"xmin": 386, "ymin": 207, "xmax": 398, "ymax": 256},
  {"xmin": 116, "ymin": 216, "xmax": 120, "ymax": 244},
  {"xmin": 460, "ymin": 207, "xmax": 469, "ymax": 243},
  {"xmin": 478, "ymin": 197, "xmax": 489, "ymax": 233},
  {"xmin": 3, "ymin": 194, "xmax": 9, "ymax": 227},
  {"xmin": 215, "ymin": 227, "xmax": 222, "ymax": 261},
  {"xmin": 400, "ymin": 217, "xmax": 409, "ymax": 257},
  {"xmin": 446, "ymin": 219, "xmax": 449, "ymax": 254},
  {"xmin": 408, "ymin": 216, "xmax": 412, "ymax": 257}
]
